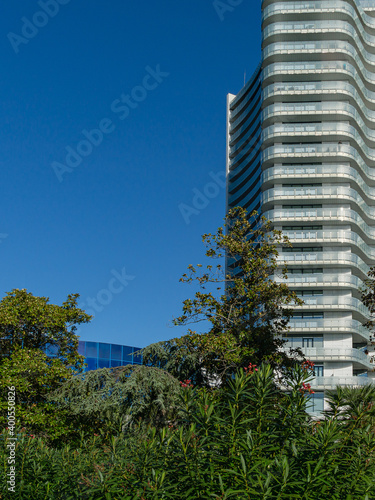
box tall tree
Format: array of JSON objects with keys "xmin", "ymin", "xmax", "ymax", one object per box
[
  {"xmin": 143, "ymin": 208, "xmax": 302, "ymax": 385},
  {"xmin": 361, "ymin": 266, "xmax": 375, "ymax": 333},
  {"xmin": 0, "ymin": 347, "xmax": 76, "ymax": 443},
  {"xmin": 0, "ymin": 288, "xmax": 91, "ymax": 369}
]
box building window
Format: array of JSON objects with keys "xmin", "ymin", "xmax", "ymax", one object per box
[
  {"xmin": 282, "ymin": 226, "xmax": 322, "ymax": 231},
  {"xmin": 307, "ymin": 392, "xmax": 324, "ymax": 414},
  {"xmin": 283, "ymin": 247, "xmax": 323, "ymax": 253},
  {"xmin": 302, "ymin": 337, "xmax": 315, "ymax": 348},
  {"xmin": 282, "ymin": 204, "xmax": 322, "ymax": 209},
  {"xmin": 282, "ymin": 183, "xmax": 322, "ymax": 188},
  {"xmin": 283, "ymin": 334, "xmax": 323, "ymax": 348},
  {"xmin": 314, "ymin": 365, "xmax": 324, "ymax": 377},
  {"xmin": 288, "ymin": 268, "xmax": 323, "ymax": 274},
  {"xmin": 86, "ymin": 342, "xmax": 98, "ymax": 358},
  {"xmin": 293, "ymin": 312, "xmax": 324, "ymax": 319},
  {"xmin": 297, "ymin": 290, "xmax": 323, "ymax": 297},
  {"xmin": 111, "ymin": 344, "xmax": 122, "ymax": 361},
  {"xmin": 99, "ymin": 343, "xmax": 110, "ymax": 359}
]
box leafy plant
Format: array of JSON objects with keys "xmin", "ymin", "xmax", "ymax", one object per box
[
  {"xmin": 143, "ymin": 208, "xmax": 303, "ymax": 386},
  {"xmin": 49, "ymin": 364, "xmax": 182, "ymax": 436},
  {"xmin": 0, "ymin": 288, "xmax": 91, "ymax": 370},
  {"xmin": 2, "ymin": 364, "xmax": 374, "ymax": 499}
]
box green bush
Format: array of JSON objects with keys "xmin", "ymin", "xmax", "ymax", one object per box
[{"xmin": 1, "ymin": 364, "xmax": 375, "ymax": 499}]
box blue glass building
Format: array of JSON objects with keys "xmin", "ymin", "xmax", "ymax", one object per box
[
  {"xmin": 77, "ymin": 341, "xmax": 142, "ymax": 371},
  {"xmin": 45, "ymin": 341, "xmax": 143, "ymax": 372}
]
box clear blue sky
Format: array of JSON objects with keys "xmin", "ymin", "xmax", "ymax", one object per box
[{"xmin": 0, "ymin": 0, "xmax": 261, "ymax": 348}]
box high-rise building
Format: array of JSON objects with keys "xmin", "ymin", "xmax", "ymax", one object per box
[{"xmin": 226, "ymin": 0, "xmax": 375, "ymax": 412}]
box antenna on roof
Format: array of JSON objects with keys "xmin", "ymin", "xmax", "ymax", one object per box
[{"xmin": 244, "ymin": 70, "xmax": 246, "ymax": 86}]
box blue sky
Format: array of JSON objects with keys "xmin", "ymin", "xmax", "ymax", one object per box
[{"xmin": 0, "ymin": 0, "xmax": 261, "ymax": 348}]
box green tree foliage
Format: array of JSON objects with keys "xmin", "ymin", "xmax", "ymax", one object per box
[
  {"xmin": 324, "ymin": 384, "xmax": 375, "ymax": 423},
  {"xmin": 362, "ymin": 266, "xmax": 375, "ymax": 332},
  {"xmin": 143, "ymin": 208, "xmax": 303, "ymax": 385},
  {"xmin": 2, "ymin": 363, "xmax": 375, "ymax": 499},
  {"xmin": 49, "ymin": 365, "xmax": 182, "ymax": 435},
  {"xmin": 0, "ymin": 288, "xmax": 91, "ymax": 369},
  {"xmin": 0, "ymin": 348, "xmax": 75, "ymax": 443}
]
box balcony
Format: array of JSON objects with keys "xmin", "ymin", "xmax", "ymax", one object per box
[
  {"xmin": 272, "ymin": 229, "xmax": 375, "ymax": 262},
  {"xmin": 262, "ymin": 81, "xmax": 375, "ymax": 112},
  {"xmin": 275, "ymin": 251, "xmax": 370, "ymax": 278},
  {"xmin": 310, "ymin": 376, "xmax": 374, "ymax": 390},
  {"xmin": 283, "ymin": 294, "xmax": 370, "ymax": 319},
  {"xmin": 300, "ymin": 347, "xmax": 372, "ymax": 369},
  {"xmin": 275, "ymin": 273, "xmax": 363, "ymax": 290},
  {"xmin": 287, "ymin": 319, "xmax": 369, "ymax": 342},
  {"xmin": 262, "ymin": 61, "xmax": 375, "ymax": 110},
  {"xmin": 261, "ymin": 165, "xmax": 375, "ymax": 194}
]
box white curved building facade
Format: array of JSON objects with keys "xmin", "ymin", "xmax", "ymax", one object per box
[{"xmin": 227, "ymin": 0, "xmax": 375, "ymax": 410}]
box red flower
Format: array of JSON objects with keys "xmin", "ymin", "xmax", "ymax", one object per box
[
  {"xmin": 302, "ymin": 360, "xmax": 315, "ymax": 371},
  {"xmin": 244, "ymin": 363, "xmax": 258, "ymax": 375},
  {"xmin": 179, "ymin": 379, "xmax": 193, "ymax": 388},
  {"xmin": 299, "ymin": 382, "xmax": 315, "ymax": 394}
]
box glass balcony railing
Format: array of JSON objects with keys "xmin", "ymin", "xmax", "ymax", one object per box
[
  {"xmin": 261, "ymin": 165, "xmax": 375, "ymax": 195},
  {"xmin": 263, "ymin": 4, "xmax": 375, "ymax": 46},
  {"xmin": 262, "ymin": 61, "xmax": 375, "ymax": 107},
  {"xmin": 265, "ymin": 206, "xmax": 375, "ymax": 239},
  {"xmin": 262, "ymin": 81, "xmax": 375, "ymax": 111},
  {"xmin": 310, "ymin": 376, "xmax": 374, "ymax": 389},
  {"xmin": 263, "ymin": 40, "xmax": 375, "ymax": 71},
  {"xmin": 288, "ymin": 319, "xmax": 369, "ymax": 340},
  {"xmin": 294, "ymin": 347, "xmax": 372, "ymax": 368},
  {"xmin": 262, "ymin": 186, "xmax": 375, "ymax": 223},
  {"xmin": 263, "ymin": 123, "xmax": 375, "ymax": 154},
  {"xmin": 358, "ymin": 0, "xmax": 375, "ymax": 10},
  {"xmin": 277, "ymin": 229, "xmax": 375, "ymax": 260},
  {"xmin": 262, "ymin": 108, "xmax": 375, "ymax": 154},
  {"xmin": 275, "ymin": 273, "xmax": 363, "ymax": 289},
  {"xmin": 263, "ymin": 102, "xmax": 375, "ymax": 137},
  {"xmin": 292, "ymin": 296, "xmax": 369, "ymax": 317},
  {"xmin": 274, "ymin": 250, "xmax": 370, "ymax": 276},
  {"xmin": 262, "ymin": 143, "xmax": 375, "ymax": 180},
  {"xmin": 274, "ymin": 281, "xmax": 369, "ymax": 315}
]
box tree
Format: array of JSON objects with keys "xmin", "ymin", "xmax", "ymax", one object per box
[
  {"xmin": 143, "ymin": 208, "xmax": 303, "ymax": 385},
  {"xmin": 49, "ymin": 365, "xmax": 182, "ymax": 434},
  {"xmin": 0, "ymin": 289, "xmax": 91, "ymax": 370},
  {"xmin": 0, "ymin": 347, "xmax": 76, "ymax": 443},
  {"xmin": 361, "ymin": 266, "xmax": 375, "ymax": 332}
]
